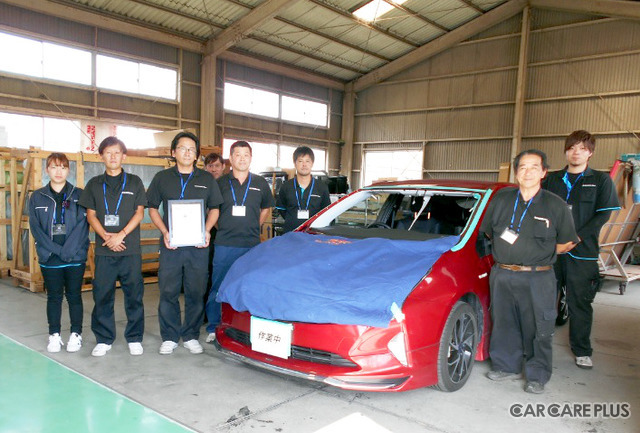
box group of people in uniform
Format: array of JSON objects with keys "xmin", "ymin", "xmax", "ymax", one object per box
[
  {"xmin": 30, "ymin": 129, "xmax": 618, "ymax": 394},
  {"xmin": 481, "ymin": 130, "xmax": 619, "ymax": 394},
  {"xmin": 29, "ymin": 132, "xmax": 328, "ymax": 357}
]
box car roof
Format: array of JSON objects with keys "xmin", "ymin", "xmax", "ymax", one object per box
[{"xmin": 365, "ymin": 179, "xmax": 514, "ymax": 191}]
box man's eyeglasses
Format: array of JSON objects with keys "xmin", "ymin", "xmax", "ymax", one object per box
[{"xmin": 176, "ymin": 147, "xmax": 197, "ymax": 154}]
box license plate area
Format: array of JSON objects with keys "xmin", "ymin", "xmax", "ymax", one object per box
[{"xmin": 250, "ymin": 316, "xmax": 293, "ymax": 359}]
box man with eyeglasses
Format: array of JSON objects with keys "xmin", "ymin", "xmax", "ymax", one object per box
[
  {"xmin": 542, "ymin": 130, "xmax": 620, "ymax": 370},
  {"xmin": 147, "ymin": 132, "xmax": 223, "ymax": 355},
  {"xmin": 79, "ymin": 136, "xmax": 147, "ymax": 357},
  {"xmin": 204, "ymin": 140, "xmax": 274, "ymax": 343}
]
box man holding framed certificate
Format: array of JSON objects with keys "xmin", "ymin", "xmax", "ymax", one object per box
[{"xmin": 147, "ymin": 132, "xmax": 223, "ymax": 355}]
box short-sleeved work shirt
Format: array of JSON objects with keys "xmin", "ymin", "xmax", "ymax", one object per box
[
  {"xmin": 543, "ymin": 166, "xmax": 620, "ymax": 259},
  {"xmin": 146, "ymin": 166, "xmax": 223, "ymax": 232},
  {"xmin": 276, "ymin": 177, "xmax": 331, "ymax": 233},
  {"xmin": 215, "ymin": 172, "xmax": 274, "ymax": 248},
  {"xmin": 479, "ymin": 187, "xmax": 579, "ymax": 267},
  {"xmin": 79, "ymin": 171, "xmax": 147, "ymax": 257}
]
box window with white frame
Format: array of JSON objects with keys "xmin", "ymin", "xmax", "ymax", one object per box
[
  {"xmin": 280, "ymin": 145, "xmax": 327, "ymax": 172},
  {"xmin": 224, "ymin": 82, "xmax": 328, "ymax": 128},
  {"xmin": 223, "ymin": 138, "xmax": 278, "ymax": 174},
  {"xmin": 0, "ymin": 112, "xmax": 82, "ymax": 151},
  {"xmin": 363, "ymin": 149, "xmax": 423, "ymax": 186},
  {"xmin": 97, "ymin": 55, "xmax": 177, "ymax": 100},
  {"xmin": 224, "ymin": 83, "xmax": 279, "ymax": 119},
  {"xmin": 0, "ymin": 31, "xmax": 91, "ymax": 85}
]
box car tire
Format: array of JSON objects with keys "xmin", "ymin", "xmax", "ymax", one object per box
[
  {"xmin": 436, "ymin": 301, "xmax": 478, "ymax": 392},
  {"xmin": 556, "ymin": 284, "xmax": 569, "ymax": 326}
]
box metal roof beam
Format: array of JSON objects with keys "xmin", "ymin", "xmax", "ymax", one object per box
[
  {"xmin": 308, "ymin": 0, "xmax": 420, "ymax": 48},
  {"xmin": 1, "ymin": 0, "xmax": 203, "ymax": 51},
  {"xmin": 386, "ymin": 0, "xmax": 450, "ymax": 32},
  {"xmin": 352, "ymin": 0, "xmax": 527, "ymax": 92},
  {"xmin": 530, "ymin": 0, "xmax": 640, "ymax": 20},
  {"xmin": 206, "ymin": 0, "xmax": 301, "ymax": 57}
]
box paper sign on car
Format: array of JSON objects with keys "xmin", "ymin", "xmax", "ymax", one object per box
[{"xmin": 250, "ymin": 316, "xmax": 293, "ymax": 359}]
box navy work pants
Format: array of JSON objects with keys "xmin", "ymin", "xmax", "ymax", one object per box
[
  {"xmin": 91, "ymin": 255, "xmax": 144, "ymax": 344},
  {"xmin": 554, "ymin": 255, "xmax": 600, "ymax": 357},
  {"xmin": 158, "ymin": 245, "xmax": 209, "ymax": 342},
  {"xmin": 489, "ymin": 265, "xmax": 557, "ymax": 385}
]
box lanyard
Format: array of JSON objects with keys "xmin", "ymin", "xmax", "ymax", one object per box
[
  {"xmin": 179, "ymin": 171, "xmax": 194, "ymax": 200},
  {"xmin": 509, "ymin": 193, "xmax": 534, "ymax": 234},
  {"xmin": 54, "ymin": 193, "xmax": 66, "ymax": 224},
  {"xmin": 294, "ymin": 177, "xmax": 315, "ymax": 211},
  {"xmin": 562, "ymin": 171, "xmax": 584, "ymax": 201},
  {"xmin": 229, "ymin": 173, "xmax": 251, "ymax": 206},
  {"xmin": 103, "ymin": 172, "xmax": 127, "ymax": 216}
]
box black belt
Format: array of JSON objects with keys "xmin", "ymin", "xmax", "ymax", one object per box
[{"xmin": 498, "ymin": 264, "xmax": 552, "ymax": 272}]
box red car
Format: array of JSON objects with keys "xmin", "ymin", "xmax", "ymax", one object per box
[{"xmin": 215, "ymin": 180, "xmax": 512, "ymax": 392}]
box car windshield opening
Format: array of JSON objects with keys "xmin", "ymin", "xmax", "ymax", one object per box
[{"xmin": 309, "ymin": 189, "xmax": 480, "ymax": 241}]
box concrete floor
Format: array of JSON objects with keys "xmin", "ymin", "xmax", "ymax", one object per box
[{"xmin": 0, "ymin": 278, "xmax": 638, "ymax": 433}]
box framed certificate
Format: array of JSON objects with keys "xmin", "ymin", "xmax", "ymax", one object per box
[{"xmin": 168, "ymin": 199, "xmax": 206, "ymax": 247}]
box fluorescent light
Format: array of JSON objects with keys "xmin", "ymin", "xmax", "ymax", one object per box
[{"xmin": 353, "ymin": 0, "xmax": 407, "ymax": 23}]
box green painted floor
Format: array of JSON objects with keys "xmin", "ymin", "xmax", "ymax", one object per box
[{"xmin": 0, "ymin": 334, "xmax": 195, "ymax": 433}]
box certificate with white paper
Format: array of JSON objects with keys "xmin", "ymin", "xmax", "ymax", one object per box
[{"xmin": 168, "ymin": 199, "xmax": 205, "ymax": 247}]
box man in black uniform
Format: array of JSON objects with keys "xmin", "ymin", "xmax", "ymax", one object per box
[
  {"xmin": 204, "ymin": 140, "xmax": 274, "ymax": 342},
  {"xmin": 79, "ymin": 137, "xmax": 147, "ymax": 357},
  {"xmin": 480, "ymin": 149, "xmax": 579, "ymax": 394},
  {"xmin": 542, "ymin": 130, "xmax": 620, "ymax": 370},
  {"xmin": 276, "ymin": 146, "xmax": 331, "ymax": 233},
  {"xmin": 147, "ymin": 132, "xmax": 223, "ymax": 355}
]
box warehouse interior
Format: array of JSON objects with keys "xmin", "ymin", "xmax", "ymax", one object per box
[{"xmin": 1, "ymin": 0, "xmax": 640, "ymax": 432}]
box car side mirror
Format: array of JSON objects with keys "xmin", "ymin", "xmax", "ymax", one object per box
[{"xmin": 476, "ymin": 235, "xmax": 492, "ymax": 258}]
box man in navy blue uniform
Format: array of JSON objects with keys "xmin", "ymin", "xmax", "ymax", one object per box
[
  {"xmin": 542, "ymin": 130, "xmax": 620, "ymax": 370},
  {"xmin": 79, "ymin": 137, "xmax": 147, "ymax": 357},
  {"xmin": 481, "ymin": 149, "xmax": 579, "ymax": 394},
  {"xmin": 276, "ymin": 146, "xmax": 331, "ymax": 233},
  {"xmin": 204, "ymin": 141, "xmax": 274, "ymax": 343},
  {"xmin": 147, "ymin": 132, "xmax": 223, "ymax": 355}
]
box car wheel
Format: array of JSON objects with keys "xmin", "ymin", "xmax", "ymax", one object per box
[
  {"xmin": 556, "ymin": 285, "xmax": 569, "ymax": 326},
  {"xmin": 436, "ymin": 301, "xmax": 478, "ymax": 392}
]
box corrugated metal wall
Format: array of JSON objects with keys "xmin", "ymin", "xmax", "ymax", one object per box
[
  {"xmin": 352, "ymin": 9, "xmax": 640, "ymax": 188},
  {"xmin": 0, "ymin": 2, "xmax": 200, "ymax": 132}
]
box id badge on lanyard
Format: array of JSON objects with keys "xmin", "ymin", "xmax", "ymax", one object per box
[
  {"xmin": 500, "ymin": 228, "xmax": 518, "ymax": 245},
  {"xmin": 229, "ymin": 174, "xmax": 251, "ymax": 218},
  {"xmin": 52, "ymin": 223, "xmax": 67, "ymax": 235},
  {"xmin": 297, "ymin": 209, "xmax": 310, "ymax": 219},
  {"xmin": 232, "ymin": 206, "xmax": 246, "ymax": 217},
  {"xmin": 104, "ymin": 214, "xmax": 120, "ymax": 227}
]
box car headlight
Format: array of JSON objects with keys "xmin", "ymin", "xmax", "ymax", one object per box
[{"xmin": 387, "ymin": 332, "xmax": 408, "ymax": 366}]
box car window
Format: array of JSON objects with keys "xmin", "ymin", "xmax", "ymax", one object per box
[{"xmin": 310, "ymin": 190, "xmax": 479, "ymax": 241}]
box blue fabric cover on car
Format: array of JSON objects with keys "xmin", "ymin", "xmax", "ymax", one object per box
[{"xmin": 216, "ymin": 231, "xmax": 460, "ymax": 328}]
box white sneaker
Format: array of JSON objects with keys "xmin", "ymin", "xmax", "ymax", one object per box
[
  {"xmin": 159, "ymin": 341, "xmax": 178, "ymax": 355},
  {"xmin": 128, "ymin": 342, "xmax": 143, "ymax": 356},
  {"xmin": 183, "ymin": 339, "xmax": 204, "ymax": 354},
  {"xmin": 576, "ymin": 356, "xmax": 593, "ymax": 369},
  {"xmin": 205, "ymin": 332, "xmax": 216, "ymax": 343},
  {"xmin": 66, "ymin": 333, "xmax": 82, "ymax": 353},
  {"xmin": 91, "ymin": 343, "xmax": 112, "ymax": 357},
  {"xmin": 47, "ymin": 333, "xmax": 63, "ymax": 353}
]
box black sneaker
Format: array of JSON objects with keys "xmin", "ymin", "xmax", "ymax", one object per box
[{"xmin": 487, "ymin": 370, "xmax": 522, "ymax": 381}]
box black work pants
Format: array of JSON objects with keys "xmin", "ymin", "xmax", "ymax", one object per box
[
  {"xmin": 41, "ymin": 264, "xmax": 86, "ymax": 335},
  {"xmin": 158, "ymin": 245, "xmax": 209, "ymax": 342},
  {"xmin": 554, "ymin": 255, "xmax": 599, "ymax": 357},
  {"xmin": 91, "ymin": 255, "xmax": 145, "ymax": 344},
  {"xmin": 489, "ymin": 265, "xmax": 557, "ymax": 384}
]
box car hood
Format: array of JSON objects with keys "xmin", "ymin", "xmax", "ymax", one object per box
[{"xmin": 216, "ymin": 231, "xmax": 459, "ymax": 328}]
